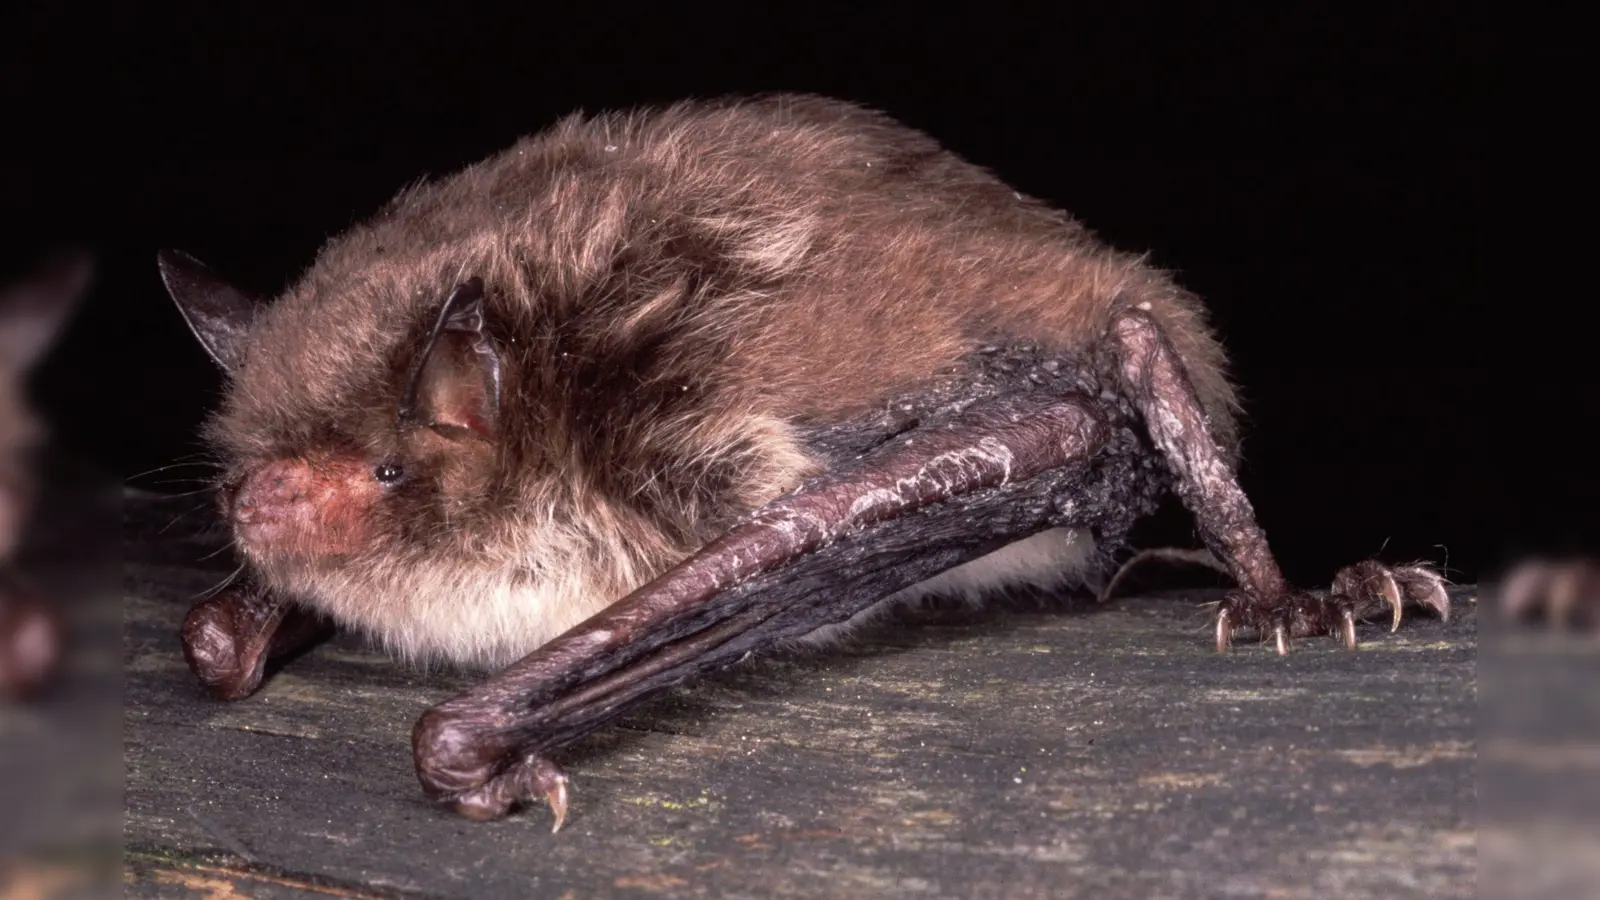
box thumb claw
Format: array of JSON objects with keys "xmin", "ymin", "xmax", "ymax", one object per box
[{"xmin": 546, "ymin": 773, "xmax": 570, "ymax": 834}]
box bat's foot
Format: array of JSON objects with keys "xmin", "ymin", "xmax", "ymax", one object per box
[
  {"xmin": 1215, "ymin": 560, "xmax": 1450, "ymax": 654},
  {"xmin": 1499, "ymin": 557, "xmax": 1600, "ymax": 633}
]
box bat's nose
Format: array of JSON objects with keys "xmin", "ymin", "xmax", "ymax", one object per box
[
  {"xmin": 232, "ymin": 459, "xmax": 310, "ymax": 527},
  {"xmin": 230, "ymin": 459, "xmax": 323, "ymax": 551},
  {"xmin": 228, "ymin": 454, "xmax": 379, "ymax": 558}
]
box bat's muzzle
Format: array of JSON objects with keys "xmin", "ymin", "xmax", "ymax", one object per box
[{"xmin": 230, "ymin": 456, "xmax": 378, "ymax": 557}]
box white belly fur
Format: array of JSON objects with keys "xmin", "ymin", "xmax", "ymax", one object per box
[{"xmin": 796, "ymin": 526, "xmax": 1098, "ymax": 646}]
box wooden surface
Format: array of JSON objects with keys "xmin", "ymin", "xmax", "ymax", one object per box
[
  {"xmin": 122, "ymin": 488, "xmax": 1478, "ymax": 899},
  {"xmin": 3, "ymin": 459, "xmax": 122, "ymax": 900}
]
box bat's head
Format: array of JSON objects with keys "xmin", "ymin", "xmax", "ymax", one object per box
[
  {"xmin": 0, "ymin": 251, "xmax": 89, "ymax": 559},
  {"xmin": 155, "ymin": 247, "xmax": 696, "ymax": 667},
  {"xmin": 159, "ymin": 250, "xmax": 503, "ymax": 562}
]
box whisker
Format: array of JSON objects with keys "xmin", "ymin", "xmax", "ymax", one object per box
[
  {"xmin": 147, "ymin": 484, "xmax": 217, "ymax": 497},
  {"xmin": 198, "ymin": 539, "xmax": 238, "ymax": 563},
  {"xmin": 126, "ymin": 459, "xmax": 221, "ymax": 481},
  {"xmin": 159, "ymin": 502, "xmax": 212, "ymax": 534},
  {"xmin": 193, "ymin": 562, "xmax": 246, "ymax": 601}
]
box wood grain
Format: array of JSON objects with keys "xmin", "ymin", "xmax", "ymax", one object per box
[{"xmin": 123, "ymin": 488, "xmax": 1477, "ymax": 899}]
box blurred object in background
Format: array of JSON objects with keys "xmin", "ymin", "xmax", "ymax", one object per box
[
  {"xmin": 1498, "ymin": 556, "xmax": 1600, "ymax": 635},
  {"xmin": 1482, "ymin": 555, "xmax": 1600, "ymax": 900},
  {"xmin": 0, "ymin": 251, "xmax": 117, "ymax": 897},
  {"xmin": 0, "ymin": 252, "xmax": 88, "ymax": 562},
  {"xmin": 0, "ymin": 251, "xmax": 88, "ymax": 703}
]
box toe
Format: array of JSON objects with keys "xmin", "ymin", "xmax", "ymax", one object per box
[
  {"xmin": 1393, "ymin": 565, "xmax": 1451, "ymax": 623},
  {"xmin": 543, "ymin": 768, "xmax": 571, "ymax": 833},
  {"xmin": 513, "ymin": 753, "xmax": 571, "ymax": 833},
  {"xmin": 1215, "ymin": 605, "xmax": 1234, "ymax": 653},
  {"xmin": 1338, "ymin": 605, "xmax": 1359, "ymax": 648}
]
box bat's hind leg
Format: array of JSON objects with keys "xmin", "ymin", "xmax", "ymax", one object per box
[{"xmin": 1108, "ymin": 306, "xmax": 1450, "ymax": 652}]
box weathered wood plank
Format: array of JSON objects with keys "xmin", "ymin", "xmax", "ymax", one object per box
[
  {"xmin": 4, "ymin": 460, "xmax": 122, "ymax": 899},
  {"xmin": 123, "ymin": 489, "xmax": 1477, "ymax": 899}
]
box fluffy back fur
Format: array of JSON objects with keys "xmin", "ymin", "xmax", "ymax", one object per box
[{"xmin": 207, "ymin": 94, "xmax": 1239, "ymax": 668}]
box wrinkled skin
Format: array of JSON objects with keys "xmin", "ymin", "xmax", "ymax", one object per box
[{"xmin": 181, "ymin": 308, "xmax": 1450, "ymax": 829}]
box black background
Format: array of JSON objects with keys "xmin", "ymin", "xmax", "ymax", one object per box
[{"xmin": 7, "ymin": 5, "xmax": 1503, "ymax": 585}]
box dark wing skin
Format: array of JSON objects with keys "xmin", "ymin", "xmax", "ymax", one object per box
[
  {"xmin": 415, "ymin": 383, "xmax": 1129, "ymax": 825},
  {"xmin": 178, "ymin": 308, "xmax": 1452, "ymax": 828},
  {"xmin": 404, "ymin": 309, "xmax": 1450, "ymax": 827}
]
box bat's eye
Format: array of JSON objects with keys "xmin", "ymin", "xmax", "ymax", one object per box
[{"xmin": 373, "ymin": 463, "xmax": 405, "ymax": 485}]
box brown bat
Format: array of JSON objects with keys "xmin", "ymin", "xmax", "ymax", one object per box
[
  {"xmin": 157, "ymin": 93, "xmax": 1451, "ymax": 829},
  {"xmin": 0, "ymin": 251, "xmax": 90, "ymax": 701}
]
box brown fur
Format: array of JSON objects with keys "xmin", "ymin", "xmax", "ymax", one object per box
[{"xmin": 204, "ymin": 94, "xmax": 1240, "ymax": 667}]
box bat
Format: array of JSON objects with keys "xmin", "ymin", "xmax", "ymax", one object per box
[
  {"xmin": 0, "ymin": 250, "xmax": 90, "ymax": 701},
  {"xmin": 156, "ymin": 93, "xmax": 1452, "ymax": 829}
]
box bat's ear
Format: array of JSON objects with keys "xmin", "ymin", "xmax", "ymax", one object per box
[
  {"xmin": 412, "ymin": 332, "xmax": 502, "ymax": 443},
  {"xmin": 401, "ymin": 279, "xmax": 501, "ymax": 443},
  {"xmin": 157, "ymin": 248, "xmax": 256, "ymax": 373},
  {"xmin": 0, "ymin": 250, "xmax": 91, "ymax": 372}
]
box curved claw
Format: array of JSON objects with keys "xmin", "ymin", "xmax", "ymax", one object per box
[
  {"xmin": 545, "ymin": 770, "xmax": 571, "ymax": 833},
  {"xmin": 1376, "ymin": 571, "xmax": 1403, "ymax": 632},
  {"xmin": 1395, "ymin": 565, "xmax": 1451, "ymax": 624},
  {"xmin": 1217, "ymin": 562, "xmax": 1449, "ymax": 658},
  {"xmin": 1332, "ymin": 560, "xmax": 1452, "ymax": 633}
]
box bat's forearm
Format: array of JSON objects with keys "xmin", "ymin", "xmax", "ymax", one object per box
[{"xmin": 413, "ymin": 390, "xmax": 1116, "ymax": 822}]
